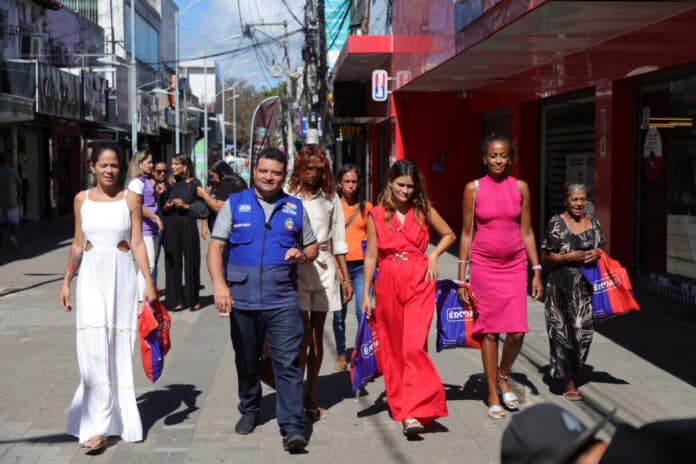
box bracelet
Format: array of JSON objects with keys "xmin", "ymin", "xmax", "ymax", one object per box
[
  {"xmin": 342, "ymin": 279, "xmax": 352, "ymax": 283},
  {"xmin": 457, "ymin": 259, "xmax": 469, "ymax": 263},
  {"xmin": 531, "ymin": 264, "xmax": 542, "ymax": 271}
]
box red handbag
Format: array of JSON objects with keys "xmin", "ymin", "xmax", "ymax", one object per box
[{"xmin": 138, "ymin": 299, "xmax": 172, "ymax": 382}]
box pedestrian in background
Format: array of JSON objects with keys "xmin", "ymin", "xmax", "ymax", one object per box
[
  {"xmin": 542, "ymin": 182, "xmax": 605, "ymax": 401},
  {"xmin": 0, "ymin": 152, "xmax": 22, "ymax": 251},
  {"xmin": 197, "ymin": 159, "xmax": 247, "ymax": 236},
  {"xmin": 58, "ymin": 142, "xmax": 155, "ymax": 452},
  {"xmin": 332, "ymin": 164, "xmax": 372, "ymax": 370},
  {"xmin": 151, "ymin": 160, "xmax": 169, "ymax": 282},
  {"xmin": 126, "ymin": 150, "xmax": 163, "ymax": 302},
  {"xmin": 362, "ymin": 159, "xmax": 455, "ymax": 436},
  {"xmin": 160, "ymin": 154, "xmax": 202, "ymax": 311},
  {"xmin": 458, "ymin": 134, "xmax": 543, "ymax": 420},
  {"xmin": 288, "ymin": 144, "xmax": 353, "ymax": 421},
  {"xmin": 208, "ymin": 148, "xmax": 318, "ymax": 453}
]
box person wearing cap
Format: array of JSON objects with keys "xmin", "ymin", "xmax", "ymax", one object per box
[
  {"xmin": 208, "ymin": 148, "xmax": 319, "ymax": 453},
  {"xmin": 501, "ymin": 403, "xmax": 694, "ymax": 463}
]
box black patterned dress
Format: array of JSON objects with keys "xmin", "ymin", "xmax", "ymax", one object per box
[{"xmin": 542, "ymin": 214, "xmax": 605, "ymax": 380}]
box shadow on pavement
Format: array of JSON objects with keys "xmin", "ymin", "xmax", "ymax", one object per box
[
  {"xmin": 539, "ymin": 364, "xmax": 629, "ymax": 395},
  {"xmin": 0, "ymin": 433, "xmax": 75, "ymax": 445},
  {"xmin": 0, "ymin": 216, "xmax": 73, "ymax": 267},
  {"xmin": 137, "ymin": 384, "xmax": 201, "ymax": 439},
  {"xmin": 594, "ymin": 292, "xmax": 696, "ymax": 387}
]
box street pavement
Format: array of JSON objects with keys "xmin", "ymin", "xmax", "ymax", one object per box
[{"xmin": 1, "ymin": 219, "xmax": 695, "ymax": 463}]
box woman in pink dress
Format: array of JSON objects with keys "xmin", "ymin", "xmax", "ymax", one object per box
[{"xmin": 457, "ymin": 134, "xmax": 543, "ymax": 420}]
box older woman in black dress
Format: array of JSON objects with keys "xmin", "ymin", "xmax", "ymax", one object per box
[{"xmin": 541, "ymin": 182, "xmax": 605, "ymax": 400}]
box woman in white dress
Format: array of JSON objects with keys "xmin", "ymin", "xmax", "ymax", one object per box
[
  {"xmin": 287, "ymin": 144, "xmax": 353, "ymax": 420},
  {"xmin": 59, "ymin": 143, "xmax": 156, "ymax": 451}
]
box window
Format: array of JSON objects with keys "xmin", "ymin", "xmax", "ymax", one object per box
[
  {"xmin": 124, "ymin": 6, "xmax": 159, "ymax": 67},
  {"xmin": 638, "ymin": 75, "xmax": 696, "ymax": 283}
]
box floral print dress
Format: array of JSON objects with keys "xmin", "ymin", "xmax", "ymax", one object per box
[{"xmin": 542, "ymin": 214, "xmax": 605, "ymax": 380}]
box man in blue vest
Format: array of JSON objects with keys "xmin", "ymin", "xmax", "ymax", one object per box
[{"xmin": 208, "ymin": 148, "xmax": 318, "ymax": 453}]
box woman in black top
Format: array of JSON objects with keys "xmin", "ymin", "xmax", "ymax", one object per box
[
  {"xmin": 198, "ymin": 159, "xmax": 247, "ymax": 232},
  {"xmin": 161, "ymin": 155, "xmax": 203, "ymax": 311}
]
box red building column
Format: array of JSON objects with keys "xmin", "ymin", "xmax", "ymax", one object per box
[
  {"xmin": 594, "ymin": 78, "xmax": 636, "ymax": 270},
  {"xmin": 512, "ymin": 100, "xmax": 541, "ymax": 237}
]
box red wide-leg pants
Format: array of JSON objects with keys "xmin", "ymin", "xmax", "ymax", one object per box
[{"xmin": 374, "ymin": 258, "xmax": 448, "ymax": 423}]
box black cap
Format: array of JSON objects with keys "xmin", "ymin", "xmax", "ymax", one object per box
[{"xmin": 501, "ymin": 403, "xmax": 616, "ymax": 464}]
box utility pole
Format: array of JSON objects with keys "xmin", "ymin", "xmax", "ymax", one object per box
[
  {"xmin": 303, "ymin": 0, "xmax": 320, "ymax": 144},
  {"xmin": 316, "ymin": 0, "xmax": 328, "ymax": 147},
  {"xmin": 130, "ymin": 0, "xmax": 137, "ymax": 155}
]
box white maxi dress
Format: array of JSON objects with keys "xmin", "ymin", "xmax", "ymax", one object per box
[{"xmin": 67, "ymin": 189, "xmax": 143, "ymax": 443}]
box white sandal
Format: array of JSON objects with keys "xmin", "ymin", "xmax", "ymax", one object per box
[
  {"xmin": 498, "ymin": 374, "xmax": 520, "ymax": 410},
  {"xmin": 487, "ymin": 404, "xmax": 506, "ymax": 419}
]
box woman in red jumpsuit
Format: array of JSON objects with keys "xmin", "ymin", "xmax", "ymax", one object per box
[{"xmin": 362, "ymin": 160, "xmax": 456, "ymax": 436}]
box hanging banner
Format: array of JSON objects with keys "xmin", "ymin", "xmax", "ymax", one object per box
[
  {"xmin": 643, "ymin": 127, "xmax": 662, "ymax": 181},
  {"xmin": 249, "ymin": 96, "xmax": 281, "ymax": 159}
]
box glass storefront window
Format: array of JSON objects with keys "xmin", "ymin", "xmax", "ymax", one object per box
[{"xmin": 638, "ymin": 75, "xmax": 696, "ymax": 297}]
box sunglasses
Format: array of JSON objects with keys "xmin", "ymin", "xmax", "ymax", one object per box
[{"xmin": 155, "ymin": 169, "xmax": 168, "ymax": 174}]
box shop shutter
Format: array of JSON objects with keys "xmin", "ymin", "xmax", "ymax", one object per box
[{"xmin": 544, "ymin": 123, "xmax": 595, "ymax": 224}]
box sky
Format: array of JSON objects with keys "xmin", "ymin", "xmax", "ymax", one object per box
[{"xmin": 175, "ymin": 0, "xmax": 307, "ymax": 89}]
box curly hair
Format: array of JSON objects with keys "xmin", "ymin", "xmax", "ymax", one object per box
[
  {"xmin": 379, "ymin": 159, "xmax": 431, "ymax": 225},
  {"xmin": 287, "ymin": 144, "xmax": 336, "ymax": 196}
]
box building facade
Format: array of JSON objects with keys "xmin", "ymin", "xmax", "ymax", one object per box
[{"xmin": 332, "ymin": 0, "xmax": 696, "ymax": 307}]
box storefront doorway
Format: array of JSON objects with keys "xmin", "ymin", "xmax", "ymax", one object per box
[
  {"xmin": 539, "ymin": 92, "xmax": 596, "ymax": 232},
  {"xmin": 636, "ymin": 72, "xmax": 696, "ymax": 304}
]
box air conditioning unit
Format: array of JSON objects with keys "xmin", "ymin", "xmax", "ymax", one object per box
[{"xmin": 30, "ymin": 36, "xmax": 44, "ymax": 59}]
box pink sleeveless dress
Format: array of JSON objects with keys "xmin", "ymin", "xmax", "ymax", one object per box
[{"xmin": 470, "ymin": 175, "xmax": 529, "ymax": 334}]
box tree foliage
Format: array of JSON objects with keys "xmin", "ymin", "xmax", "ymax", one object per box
[{"xmin": 221, "ymin": 79, "xmax": 280, "ymax": 153}]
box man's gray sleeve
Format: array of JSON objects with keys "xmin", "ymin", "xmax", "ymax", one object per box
[
  {"xmin": 211, "ymin": 199, "xmax": 232, "ymax": 241},
  {"xmin": 301, "ymin": 209, "xmax": 317, "ymax": 246}
]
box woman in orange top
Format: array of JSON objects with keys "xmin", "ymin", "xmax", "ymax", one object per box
[{"xmin": 332, "ymin": 164, "xmax": 372, "ymax": 370}]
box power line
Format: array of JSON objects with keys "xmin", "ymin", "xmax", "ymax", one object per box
[
  {"xmin": 280, "ymin": 0, "xmax": 304, "ymax": 27},
  {"xmin": 143, "ymin": 28, "xmax": 303, "ymax": 66}
]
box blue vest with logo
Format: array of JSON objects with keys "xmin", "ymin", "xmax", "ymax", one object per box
[{"xmin": 226, "ymin": 187, "xmax": 304, "ymax": 310}]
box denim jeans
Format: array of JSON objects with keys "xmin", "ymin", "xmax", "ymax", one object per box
[
  {"xmin": 229, "ymin": 306, "xmax": 305, "ymax": 436},
  {"xmin": 333, "ymin": 260, "xmax": 365, "ymax": 355}
]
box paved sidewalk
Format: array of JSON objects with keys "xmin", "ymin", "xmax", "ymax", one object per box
[{"xmin": 1, "ymin": 227, "xmax": 695, "ymax": 463}]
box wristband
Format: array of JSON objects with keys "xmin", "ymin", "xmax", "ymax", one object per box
[{"xmin": 531, "ymin": 264, "xmax": 542, "ymax": 271}]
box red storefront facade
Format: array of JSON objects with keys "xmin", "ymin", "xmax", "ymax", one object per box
[{"xmin": 333, "ymin": 0, "xmax": 696, "ymax": 305}]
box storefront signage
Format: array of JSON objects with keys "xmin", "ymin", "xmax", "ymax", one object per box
[
  {"xmin": 82, "ymin": 71, "xmax": 107, "ymax": 123},
  {"xmin": 37, "ymin": 64, "xmax": 81, "ymax": 120},
  {"xmin": 395, "ymin": 70, "xmax": 412, "ymax": 89},
  {"xmin": 643, "ymin": 128, "xmax": 662, "ymax": 181},
  {"xmin": 137, "ymin": 92, "xmax": 161, "ymax": 135},
  {"xmin": 371, "ymin": 69, "xmax": 389, "ymax": 102}
]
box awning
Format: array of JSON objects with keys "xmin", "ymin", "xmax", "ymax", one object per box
[
  {"xmin": 333, "ymin": 35, "xmax": 393, "ymax": 83},
  {"xmin": 398, "ymin": 0, "xmax": 696, "ymax": 94}
]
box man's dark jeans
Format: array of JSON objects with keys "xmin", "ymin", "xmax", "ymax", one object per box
[{"xmin": 229, "ymin": 306, "xmax": 305, "ymax": 436}]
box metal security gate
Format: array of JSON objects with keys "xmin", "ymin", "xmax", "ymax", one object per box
[{"xmin": 539, "ymin": 95, "xmax": 596, "ymax": 232}]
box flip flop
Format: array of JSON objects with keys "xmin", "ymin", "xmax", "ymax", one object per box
[
  {"xmin": 304, "ymin": 406, "xmax": 327, "ymax": 421},
  {"xmin": 334, "ymin": 355, "xmax": 347, "ymax": 371},
  {"xmin": 563, "ymin": 390, "xmax": 583, "ymax": 401},
  {"xmin": 81, "ymin": 435, "xmax": 108, "ymax": 453},
  {"xmin": 487, "ymin": 404, "xmax": 506, "ymax": 420},
  {"xmin": 402, "ymin": 418, "xmax": 425, "ymax": 435}
]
